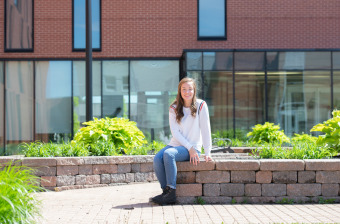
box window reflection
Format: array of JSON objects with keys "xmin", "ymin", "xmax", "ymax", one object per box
[
  {"xmin": 267, "ymin": 52, "xmax": 331, "ymax": 70},
  {"xmin": 0, "ymin": 62, "xmax": 4, "ymax": 155},
  {"xmin": 333, "ymin": 71, "xmax": 340, "ymax": 110},
  {"xmin": 235, "ymin": 71, "xmax": 265, "ymax": 133},
  {"xmin": 5, "ymin": 61, "xmax": 33, "ymax": 154},
  {"xmin": 102, "ymin": 61, "xmax": 129, "ymax": 118},
  {"xmin": 203, "ymin": 71, "xmax": 233, "ymax": 133},
  {"xmin": 73, "ymin": 0, "xmax": 101, "ymax": 50},
  {"xmin": 268, "ymin": 71, "xmax": 331, "ymax": 136},
  {"xmin": 333, "ymin": 52, "xmax": 340, "ymax": 70},
  {"xmin": 198, "ymin": 0, "xmax": 226, "ymax": 38},
  {"xmin": 130, "ymin": 61, "xmax": 179, "ymax": 142},
  {"xmin": 35, "ymin": 61, "xmax": 72, "ymax": 142},
  {"xmin": 73, "ymin": 61, "xmax": 101, "ymax": 134},
  {"xmin": 5, "ymin": 0, "xmax": 33, "ymax": 50}
]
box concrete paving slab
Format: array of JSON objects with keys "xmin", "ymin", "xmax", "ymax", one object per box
[{"xmin": 36, "ymin": 182, "xmax": 340, "ymax": 223}]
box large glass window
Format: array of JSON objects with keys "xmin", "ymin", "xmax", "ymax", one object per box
[
  {"xmin": 333, "ymin": 52, "xmax": 340, "ymax": 70},
  {"xmin": 235, "ymin": 71, "xmax": 265, "ymax": 133},
  {"xmin": 267, "ymin": 52, "xmax": 331, "ymax": 70},
  {"xmin": 268, "ymin": 71, "xmax": 331, "ymax": 136},
  {"xmin": 73, "ymin": 61, "xmax": 102, "ymax": 134},
  {"xmin": 73, "ymin": 0, "xmax": 101, "ymax": 50},
  {"xmin": 203, "ymin": 71, "xmax": 233, "ymax": 134},
  {"xmin": 5, "ymin": 0, "xmax": 33, "ymax": 51},
  {"xmin": 130, "ymin": 60, "xmax": 179, "ymax": 142},
  {"xmin": 5, "ymin": 61, "xmax": 33, "ymax": 155},
  {"xmin": 234, "ymin": 52, "xmax": 265, "ymax": 133},
  {"xmin": 102, "ymin": 61, "xmax": 129, "ymax": 119},
  {"xmin": 334, "ymin": 71, "xmax": 340, "ymax": 110},
  {"xmin": 0, "ymin": 62, "xmax": 4, "ymax": 155},
  {"xmin": 198, "ymin": 0, "xmax": 226, "ymax": 39},
  {"xmin": 35, "ymin": 61, "xmax": 72, "ymax": 143}
]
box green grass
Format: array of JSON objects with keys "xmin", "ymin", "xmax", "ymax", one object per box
[
  {"xmin": 21, "ymin": 140, "xmax": 166, "ymax": 157},
  {"xmin": 252, "ymin": 142, "xmax": 332, "ymax": 159},
  {"xmin": 0, "ymin": 162, "xmax": 44, "ymax": 223}
]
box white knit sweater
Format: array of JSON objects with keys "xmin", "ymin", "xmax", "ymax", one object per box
[{"xmin": 168, "ymin": 99, "xmax": 212, "ymax": 156}]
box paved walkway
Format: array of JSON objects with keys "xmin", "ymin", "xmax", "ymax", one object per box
[{"xmin": 36, "ymin": 182, "xmax": 340, "ymax": 224}]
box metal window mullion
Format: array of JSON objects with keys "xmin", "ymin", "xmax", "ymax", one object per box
[
  {"xmin": 232, "ymin": 50, "xmax": 236, "ymax": 138},
  {"xmin": 128, "ymin": 60, "xmax": 131, "ymax": 119},
  {"xmin": 33, "ymin": 60, "xmax": 36, "ymax": 142},
  {"xmin": 3, "ymin": 62, "xmax": 6, "ymax": 155},
  {"xmin": 331, "ymin": 52, "xmax": 334, "ymax": 112}
]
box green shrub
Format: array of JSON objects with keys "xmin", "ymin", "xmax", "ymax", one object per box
[
  {"xmin": 0, "ymin": 162, "xmax": 43, "ymax": 223},
  {"xmin": 72, "ymin": 117, "xmax": 147, "ymax": 154},
  {"xmin": 21, "ymin": 141, "xmax": 89, "ymax": 157},
  {"xmin": 125, "ymin": 141, "xmax": 166, "ymax": 155},
  {"xmin": 311, "ymin": 110, "xmax": 340, "ymax": 155},
  {"xmin": 253, "ymin": 142, "xmax": 331, "ymax": 159},
  {"xmin": 247, "ymin": 122, "xmax": 290, "ymax": 145},
  {"xmin": 88, "ymin": 141, "xmax": 120, "ymax": 156},
  {"xmin": 291, "ymin": 133, "xmax": 317, "ymax": 146},
  {"xmin": 212, "ymin": 129, "xmax": 247, "ymax": 141}
]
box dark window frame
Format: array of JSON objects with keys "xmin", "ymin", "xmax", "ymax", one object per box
[
  {"xmin": 72, "ymin": 0, "xmax": 102, "ymax": 52},
  {"xmin": 4, "ymin": 0, "xmax": 34, "ymax": 52},
  {"xmin": 197, "ymin": 0, "xmax": 227, "ymax": 41}
]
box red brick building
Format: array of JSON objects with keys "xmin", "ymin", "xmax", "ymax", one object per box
[{"xmin": 1, "ymin": 0, "xmax": 340, "ymax": 154}]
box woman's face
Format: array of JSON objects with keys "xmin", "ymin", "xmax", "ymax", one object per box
[{"xmin": 180, "ymin": 81, "xmax": 195, "ymax": 106}]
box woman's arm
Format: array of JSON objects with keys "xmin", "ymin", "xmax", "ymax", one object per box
[
  {"xmin": 169, "ymin": 108, "xmax": 193, "ymax": 151},
  {"xmin": 199, "ymin": 102, "xmax": 213, "ymax": 159}
]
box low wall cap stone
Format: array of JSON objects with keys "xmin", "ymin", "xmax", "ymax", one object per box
[
  {"xmin": 56, "ymin": 157, "xmax": 84, "ymax": 166},
  {"xmin": 177, "ymin": 161, "xmax": 215, "ymax": 171},
  {"xmin": 22, "ymin": 158, "xmax": 57, "ymax": 167},
  {"xmin": 260, "ymin": 159, "xmax": 305, "ymax": 171},
  {"xmin": 305, "ymin": 159, "xmax": 340, "ymax": 171},
  {"xmin": 216, "ymin": 160, "xmax": 260, "ymax": 170},
  {"xmin": 84, "ymin": 157, "xmax": 109, "ymax": 165}
]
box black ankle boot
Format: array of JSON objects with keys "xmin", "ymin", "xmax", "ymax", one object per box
[
  {"xmin": 151, "ymin": 188, "xmax": 167, "ymax": 203},
  {"xmin": 156, "ymin": 186, "xmax": 176, "ymax": 205}
]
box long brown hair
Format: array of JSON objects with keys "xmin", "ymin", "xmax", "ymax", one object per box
[{"xmin": 171, "ymin": 77, "xmax": 197, "ymax": 123}]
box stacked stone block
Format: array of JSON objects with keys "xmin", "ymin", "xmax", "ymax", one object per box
[
  {"xmin": 176, "ymin": 159, "xmax": 340, "ymax": 204},
  {"xmin": 0, "ymin": 156, "xmax": 157, "ymax": 191},
  {"xmin": 1, "ymin": 156, "xmax": 340, "ymax": 204}
]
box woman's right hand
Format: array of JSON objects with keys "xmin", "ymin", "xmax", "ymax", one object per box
[{"xmin": 189, "ymin": 147, "xmax": 200, "ymax": 166}]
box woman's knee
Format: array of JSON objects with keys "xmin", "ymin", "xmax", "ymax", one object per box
[{"xmin": 163, "ymin": 148, "xmax": 176, "ymax": 161}]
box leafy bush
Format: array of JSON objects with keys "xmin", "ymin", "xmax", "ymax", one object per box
[
  {"xmin": 125, "ymin": 141, "xmax": 166, "ymax": 155},
  {"xmin": 311, "ymin": 110, "xmax": 340, "ymax": 155},
  {"xmin": 247, "ymin": 122, "xmax": 290, "ymax": 145},
  {"xmin": 212, "ymin": 129, "xmax": 248, "ymax": 141},
  {"xmin": 0, "ymin": 162, "xmax": 43, "ymax": 223},
  {"xmin": 72, "ymin": 117, "xmax": 147, "ymax": 154},
  {"xmin": 291, "ymin": 133, "xmax": 317, "ymax": 145},
  {"xmin": 88, "ymin": 141, "xmax": 119, "ymax": 156},
  {"xmin": 21, "ymin": 141, "xmax": 89, "ymax": 157},
  {"xmin": 253, "ymin": 142, "xmax": 331, "ymax": 159}
]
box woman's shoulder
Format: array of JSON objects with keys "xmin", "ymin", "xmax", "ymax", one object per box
[
  {"xmin": 195, "ymin": 99, "xmax": 206, "ymax": 107},
  {"xmin": 170, "ymin": 103, "xmax": 177, "ymax": 110}
]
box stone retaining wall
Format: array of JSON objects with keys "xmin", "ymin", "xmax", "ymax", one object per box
[
  {"xmin": 1, "ymin": 156, "xmax": 340, "ymax": 204},
  {"xmin": 0, "ymin": 156, "xmax": 157, "ymax": 191},
  {"xmin": 176, "ymin": 159, "xmax": 340, "ymax": 204}
]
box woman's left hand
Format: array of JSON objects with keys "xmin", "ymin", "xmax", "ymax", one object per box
[
  {"xmin": 204, "ymin": 155, "xmax": 213, "ymax": 162},
  {"xmin": 189, "ymin": 147, "xmax": 200, "ymax": 166}
]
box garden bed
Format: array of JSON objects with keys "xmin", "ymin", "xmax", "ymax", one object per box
[{"xmin": 1, "ymin": 154, "xmax": 340, "ymax": 204}]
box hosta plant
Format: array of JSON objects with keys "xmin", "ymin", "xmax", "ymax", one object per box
[
  {"xmin": 72, "ymin": 117, "xmax": 147, "ymax": 154},
  {"xmin": 311, "ymin": 110, "xmax": 340, "ymax": 155},
  {"xmin": 247, "ymin": 122, "xmax": 290, "ymax": 145}
]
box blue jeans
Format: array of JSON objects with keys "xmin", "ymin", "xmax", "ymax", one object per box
[{"xmin": 153, "ymin": 145, "xmax": 200, "ymax": 189}]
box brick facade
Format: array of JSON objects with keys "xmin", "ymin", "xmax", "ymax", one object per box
[{"xmin": 0, "ymin": 0, "xmax": 339, "ymax": 59}]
